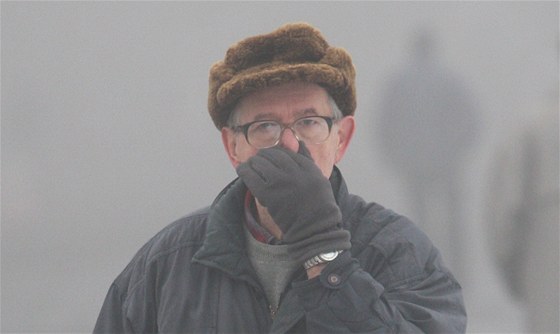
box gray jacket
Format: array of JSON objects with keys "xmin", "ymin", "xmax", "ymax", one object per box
[{"xmin": 94, "ymin": 168, "xmax": 466, "ymax": 333}]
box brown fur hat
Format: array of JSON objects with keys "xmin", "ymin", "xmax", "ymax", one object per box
[{"xmin": 208, "ymin": 22, "xmax": 356, "ymax": 129}]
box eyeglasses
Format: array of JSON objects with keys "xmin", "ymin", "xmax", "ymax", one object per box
[{"xmin": 233, "ymin": 116, "xmax": 336, "ymax": 149}]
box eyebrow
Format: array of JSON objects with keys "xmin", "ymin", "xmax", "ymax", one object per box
[{"xmin": 251, "ymin": 108, "xmax": 319, "ymax": 122}]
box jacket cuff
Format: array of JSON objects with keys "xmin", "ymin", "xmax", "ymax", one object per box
[
  {"xmin": 292, "ymin": 251, "xmax": 368, "ymax": 310},
  {"xmin": 291, "ymin": 251, "xmax": 390, "ymax": 332}
]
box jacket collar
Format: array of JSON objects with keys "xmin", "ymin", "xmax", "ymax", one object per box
[{"xmin": 192, "ymin": 177, "xmax": 258, "ymax": 284}]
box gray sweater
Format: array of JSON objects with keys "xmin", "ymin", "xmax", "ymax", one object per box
[{"xmin": 244, "ymin": 227, "xmax": 301, "ymax": 312}]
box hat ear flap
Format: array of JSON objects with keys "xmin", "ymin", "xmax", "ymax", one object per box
[
  {"xmin": 320, "ymin": 47, "xmax": 356, "ymax": 114},
  {"xmin": 209, "ymin": 62, "xmax": 235, "ymax": 129},
  {"xmin": 321, "ymin": 47, "xmax": 356, "ymax": 84}
]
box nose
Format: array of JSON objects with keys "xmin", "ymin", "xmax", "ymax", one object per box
[{"xmin": 278, "ymin": 127, "xmax": 300, "ymax": 152}]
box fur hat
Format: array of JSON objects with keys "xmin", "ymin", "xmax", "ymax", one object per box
[{"xmin": 208, "ymin": 22, "xmax": 356, "ymax": 129}]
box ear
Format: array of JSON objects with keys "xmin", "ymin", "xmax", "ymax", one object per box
[
  {"xmin": 221, "ymin": 127, "xmax": 242, "ymax": 168},
  {"xmin": 334, "ymin": 116, "xmax": 355, "ymax": 163}
]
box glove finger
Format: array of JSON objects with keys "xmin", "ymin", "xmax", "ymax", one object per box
[
  {"xmin": 236, "ymin": 155, "xmax": 284, "ymax": 196},
  {"xmin": 297, "ymin": 141, "xmax": 313, "ymax": 159},
  {"xmin": 258, "ymin": 144, "xmax": 312, "ymax": 169},
  {"xmin": 257, "ymin": 147, "xmax": 300, "ymax": 174},
  {"xmin": 292, "ymin": 141, "xmax": 321, "ymax": 169},
  {"xmin": 236, "ymin": 157, "xmax": 268, "ymax": 186}
]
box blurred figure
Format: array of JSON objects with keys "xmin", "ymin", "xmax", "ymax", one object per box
[
  {"xmin": 485, "ymin": 89, "xmax": 559, "ymax": 333},
  {"xmin": 375, "ymin": 28, "xmax": 480, "ymax": 278}
]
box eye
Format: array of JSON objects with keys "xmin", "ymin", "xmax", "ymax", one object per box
[
  {"xmin": 250, "ymin": 121, "xmax": 280, "ymax": 134},
  {"xmin": 296, "ymin": 117, "xmax": 321, "ymax": 128}
]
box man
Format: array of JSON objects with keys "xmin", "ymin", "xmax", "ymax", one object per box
[
  {"xmin": 485, "ymin": 91, "xmax": 559, "ymax": 333},
  {"xmin": 94, "ymin": 22, "xmax": 466, "ymax": 333}
]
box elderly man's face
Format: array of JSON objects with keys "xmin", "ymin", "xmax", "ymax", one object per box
[{"xmin": 221, "ymin": 82, "xmax": 355, "ymax": 178}]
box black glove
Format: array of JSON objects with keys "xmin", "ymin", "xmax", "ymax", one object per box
[{"xmin": 236, "ymin": 142, "xmax": 351, "ymax": 263}]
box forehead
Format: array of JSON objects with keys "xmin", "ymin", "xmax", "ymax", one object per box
[{"xmin": 234, "ymin": 82, "xmax": 331, "ymax": 121}]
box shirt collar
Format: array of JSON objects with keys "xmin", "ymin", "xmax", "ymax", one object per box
[{"xmin": 244, "ymin": 191, "xmax": 281, "ymax": 245}]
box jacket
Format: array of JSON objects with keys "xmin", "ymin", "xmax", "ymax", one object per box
[{"xmin": 94, "ymin": 168, "xmax": 467, "ymax": 333}]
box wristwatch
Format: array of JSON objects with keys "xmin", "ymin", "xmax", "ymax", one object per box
[{"xmin": 303, "ymin": 250, "xmax": 343, "ymax": 270}]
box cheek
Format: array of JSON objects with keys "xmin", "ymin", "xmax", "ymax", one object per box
[
  {"xmin": 234, "ymin": 141, "xmax": 258, "ymax": 164},
  {"xmin": 318, "ymin": 136, "xmax": 342, "ymax": 176},
  {"xmin": 311, "ymin": 148, "xmax": 338, "ymax": 178}
]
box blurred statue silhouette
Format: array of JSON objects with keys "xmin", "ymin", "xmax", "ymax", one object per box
[
  {"xmin": 485, "ymin": 86, "xmax": 559, "ymax": 333},
  {"xmin": 375, "ymin": 28, "xmax": 480, "ymax": 278}
]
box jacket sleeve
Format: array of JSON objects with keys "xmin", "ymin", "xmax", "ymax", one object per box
[
  {"xmin": 292, "ymin": 239, "xmax": 467, "ymax": 333},
  {"xmin": 93, "ymin": 242, "xmax": 160, "ymax": 334},
  {"xmin": 94, "ymin": 283, "xmax": 133, "ymax": 334}
]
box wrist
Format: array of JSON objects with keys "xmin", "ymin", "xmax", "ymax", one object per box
[{"xmin": 306, "ymin": 263, "xmax": 327, "ymax": 279}]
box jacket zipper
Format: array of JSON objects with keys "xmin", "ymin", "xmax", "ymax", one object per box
[{"xmin": 269, "ymin": 304, "xmax": 277, "ymax": 319}]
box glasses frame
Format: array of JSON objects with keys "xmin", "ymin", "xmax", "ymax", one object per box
[{"xmin": 233, "ymin": 115, "xmax": 336, "ymax": 149}]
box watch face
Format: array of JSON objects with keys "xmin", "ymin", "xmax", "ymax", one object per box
[{"xmin": 319, "ymin": 251, "xmax": 338, "ymax": 261}]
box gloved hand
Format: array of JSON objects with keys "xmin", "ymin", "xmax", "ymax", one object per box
[{"xmin": 236, "ymin": 142, "xmax": 351, "ymax": 264}]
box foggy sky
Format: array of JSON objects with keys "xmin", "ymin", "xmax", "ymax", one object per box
[{"xmin": 2, "ymin": 2, "xmax": 558, "ymax": 333}]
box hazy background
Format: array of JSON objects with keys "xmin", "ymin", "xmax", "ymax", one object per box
[{"xmin": 2, "ymin": 1, "xmax": 558, "ymax": 333}]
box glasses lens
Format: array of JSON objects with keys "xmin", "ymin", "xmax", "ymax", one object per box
[
  {"xmin": 243, "ymin": 117, "xmax": 332, "ymax": 149},
  {"xmin": 293, "ymin": 116, "xmax": 330, "ymax": 144},
  {"xmin": 247, "ymin": 121, "xmax": 282, "ymax": 148}
]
